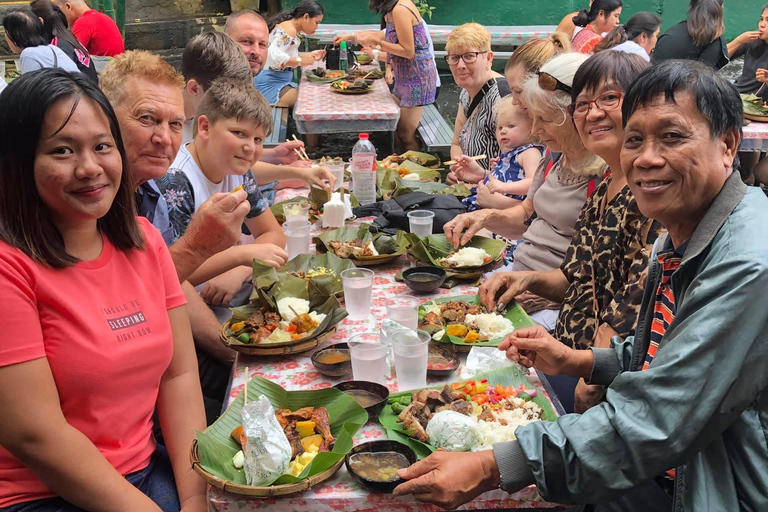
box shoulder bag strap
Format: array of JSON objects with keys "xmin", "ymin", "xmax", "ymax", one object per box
[
  {"xmin": 466, "ymin": 78, "xmax": 495, "ymax": 120},
  {"xmin": 50, "ymin": 46, "xmax": 58, "ymax": 68}
]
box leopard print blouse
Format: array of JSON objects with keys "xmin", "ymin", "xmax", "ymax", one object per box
[{"xmin": 554, "ymin": 177, "xmax": 664, "ymax": 349}]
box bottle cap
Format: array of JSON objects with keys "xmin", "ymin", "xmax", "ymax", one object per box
[
  {"xmin": 359, "ymin": 133, "xmax": 369, "ymax": 139},
  {"xmin": 340, "ymin": 41, "xmax": 347, "ymax": 49}
]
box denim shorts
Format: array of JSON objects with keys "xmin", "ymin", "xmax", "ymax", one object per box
[{"xmin": 2, "ymin": 446, "xmax": 180, "ymax": 512}]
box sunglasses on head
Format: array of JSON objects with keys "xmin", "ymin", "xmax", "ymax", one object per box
[{"xmin": 536, "ymin": 71, "xmax": 573, "ymax": 95}]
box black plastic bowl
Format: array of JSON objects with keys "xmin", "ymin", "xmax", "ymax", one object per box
[
  {"xmin": 402, "ymin": 266, "xmax": 447, "ymax": 293},
  {"xmin": 345, "ymin": 440, "xmax": 417, "ymax": 492},
  {"xmin": 333, "ymin": 380, "xmax": 389, "ymax": 419},
  {"xmin": 311, "ymin": 343, "xmax": 352, "ymax": 378}
]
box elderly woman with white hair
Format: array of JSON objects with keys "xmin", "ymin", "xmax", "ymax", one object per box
[{"xmin": 444, "ymin": 52, "xmax": 606, "ymax": 332}]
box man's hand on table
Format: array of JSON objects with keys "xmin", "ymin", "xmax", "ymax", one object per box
[
  {"xmin": 393, "ymin": 450, "xmax": 501, "ymax": 509},
  {"xmin": 499, "ymin": 325, "xmax": 594, "ymax": 379},
  {"xmin": 443, "ymin": 209, "xmax": 492, "ymax": 249}
]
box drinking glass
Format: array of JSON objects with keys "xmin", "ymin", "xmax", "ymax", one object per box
[
  {"xmin": 283, "ymin": 201, "xmax": 310, "ymax": 223},
  {"xmin": 341, "ymin": 268, "xmax": 374, "ymax": 320},
  {"xmin": 326, "ymin": 163, "xmax": 345, "ymax": 191},
  {"xmin": 348, "ymin": 333, "xmax": 390, "ymax": 386},
  {"xmin": 407, "ymin": 210, "xmax": 435, "ymax": 237},
  {"xmin": 385, "ymin": 295, "xmax": 420, "ymax": 330},
  {"xmin": 393, "ymin": 329, "xmax": 430, "ymax": 391},
  {"xmin": 283, "ymin": 219, "xmax": 311, "ymax": 260}
]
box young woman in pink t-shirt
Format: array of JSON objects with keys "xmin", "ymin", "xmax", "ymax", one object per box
[{"xmin": 0, "ymin": 70, "xmax": 207, "ymax": 512}]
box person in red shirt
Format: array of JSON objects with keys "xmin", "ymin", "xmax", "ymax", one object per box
[
  {"xmin": 53, "ymin": 0, "xmax": 124, "ymax": 56},
  {"xmin": 0, "ymin": 69, "xmax": 207, "ymax": 511}
]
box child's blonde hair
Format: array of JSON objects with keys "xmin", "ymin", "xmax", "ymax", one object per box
[
  {"xmin": 194, "ymin": 77, "xmax": 273, "ymax": 137},
  {"xmin": 494, "ymin": 96, "xmax": 533, "ymax": 145}
]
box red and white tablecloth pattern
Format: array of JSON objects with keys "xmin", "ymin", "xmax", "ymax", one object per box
[
  {"xmin": 206, "ymin": 187, "xmax": 570, "ymax": 511},
  {"xmin": 294, "ymin": 66, "xmax": 400, "ymax": 124},
  {"xmin": 741, "ymin": 121, "xmax": 768, "ymax": 152}
]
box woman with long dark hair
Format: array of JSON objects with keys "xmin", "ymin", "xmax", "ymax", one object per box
[
  {"xmin": 0, "ymin": 68, "xmax": 207, "ymax": 512},
  {"xmin": 570, "ymin": 0, "xmax": 623, "ymax": 54},
  {"xmin": 652, "ymin": 0, "xmax": 737, "ymax": 68},
  {"xmin": 2, "ymin": 9, "xmax": 79, "ymax": 74},
  {"xmin": 252, "ymin": 0, "xmax": 326, "ymax": 107},
  {"xmin": 30, "ymin": 0, "xmax": 97, "ymax": 81},
  {"xmin": 334, "ymin": 0, "xmax": 438, "ymax": 151},
  {"xmin": 594, "ymin": 11, "xmax": 662, "ymax": 60}
]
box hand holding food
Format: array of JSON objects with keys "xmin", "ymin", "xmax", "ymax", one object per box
[
  {"xmin": 738, "ymin": 30, "xmax": 761, "ymax": 45},
  {"xmin": 443, "ymin": 210, "xmax": 492, "ymax": 249},
  {"xmin": 306, "ymin": 165, "xmax": 336, "ymax": 190},
  {"xmin": 239, "ymin": 243, "xmax": 289, "ymax": 269},
  {"xmin": 479, "ymin": 271, "xmax": 534, "ymax": 311},
  {"xmin": 393, "ymin": 449, "xmax": 500, "ymax": 508},
  {"xmin": 499, "ymin": 325, "xmax": 578, "ymax": 377}
]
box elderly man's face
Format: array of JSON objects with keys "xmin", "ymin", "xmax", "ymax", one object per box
[
  {"xmin": 621, "ymin": 92, "xmax": 737, "ymax": 230},
  {"xmin": 113, "ymin": 77, "xmax": 185, "ymax": 187},
  {"xmin": 227, "ymin": 16, "xmax": 269, "ymax": 76}
]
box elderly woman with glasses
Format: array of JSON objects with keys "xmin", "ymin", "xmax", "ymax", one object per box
[
  {"xmin": 445, "ymin": 23, "xmax": 510, "ymax": 182},
  {"xmin": 445, "ymin": 53, "xmax": 605, "ymax": 338}
]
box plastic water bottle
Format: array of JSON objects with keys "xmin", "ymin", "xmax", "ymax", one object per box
[
  {"xmin": 351, "ymin": 133, "xmax": 377, "ymax": 205},
  {"xmin": 339, "ymin": 41, "xmax": 348, "ymax": 72}
]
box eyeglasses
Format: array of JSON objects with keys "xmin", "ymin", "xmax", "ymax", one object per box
[
  {"xmin": 444, "ymin": 51, "xmax": 488, "ymax": 65},
  {"xmin": 568, "ymin": 91, "xmax": 624, "ymax": 118},
  {"xmin": 536, "ymin": 71, "xmax": 572, "ymax": 95}
]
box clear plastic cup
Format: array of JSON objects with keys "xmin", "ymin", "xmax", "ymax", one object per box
[
  {"xmin": 407, "ymin": 210, "xmax": 435, "ymax": 237},
  {"xmin": 341, "ymin": 268, "xmax": 374, "ymax": 320},
  {"xmin": 326, "ymin": 163, "xmax": 345, "ymax": 191},
  {"xmin": 283, "ymin": 201, "xmax": 310, "ymax": 223},
  {"xmin": 283, "ymin": 219, "xmax": 311, "ymax": 260},
  {"xmin": 393, "ymin": 329, "xmax": 430, "ymax": 391},
  {"xmin": 348, "ymin": 332, "xmax": 390, "ymax": 386},
  {"xmin": 385, "ymin": 295, "xmax": 420, "ymax": 330}
]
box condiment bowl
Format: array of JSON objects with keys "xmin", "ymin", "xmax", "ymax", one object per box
[
  {"xmin": 311, "ymin": 343, "xmax": 352, "ymax": 377},
  {"xmin": 402, "ymin": 266, "xmax": 447, "ymax": 293},
  {"xmin": 333, "ymin": 380, "xmax": 389, "ymax": 419},
  {"xmin": 345, "ymin": 440, "xmax": 417, "ymax": 492}
]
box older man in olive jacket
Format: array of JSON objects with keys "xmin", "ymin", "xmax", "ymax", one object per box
[{"xmin": 393, "ymin": 60, "xmax": 768, "ymax": 512}]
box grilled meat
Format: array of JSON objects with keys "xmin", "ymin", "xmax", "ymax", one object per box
[
  {"xmin": 466, "ymin": 305, "xmax": 487, "ymax": 315},
  {"xmin": 451, "ymin": 399, "xmax": 473, "ymax": 416},
  {"xmin": 439, "ymin": 384, "xmax": 459, "ymax": 405},
  {"xmin": 440, "ymin": 301, "xmax": 469, "ymax": 323},
  {"xmin": 284, "ymin": 423, "xmax": 305, "ymax": 459},
  {"xmin": 478, "ymin": 404, "xmax": 495, "ymax": 422},
  {"xmin": 398, "ymin": 402, "xmax": 429, "ymax": 442},
  {"xmin": 311, "ymin": 407, "xmax": 335, "ymax": 448},
  {"xmin": 249, "ymin": 327, "xmax": 273, "ymax": 344},
  {"xmin": 265, "ymin": 311, "xmax": 282, "ymax": 325},
  {"xmin": 244, "ymin": 309, "xmax": 265, "ymax": 329}
]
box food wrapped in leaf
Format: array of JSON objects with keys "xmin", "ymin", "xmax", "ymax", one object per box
[
  {"xmin": 314, "ymin": 224, "xmax": 410, "ymax": 264},
  {"xmin": 373, "ymin": 234, "xmax": 400, "ymax": 255},
  {"xmin": 407, "ymin": 234, "xmax": 505, "ymax": 270}
]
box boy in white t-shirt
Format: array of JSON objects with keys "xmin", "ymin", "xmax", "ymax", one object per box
[{"xmin": 156, "ymin": 78, "xmax": 286, "ymax": 305}]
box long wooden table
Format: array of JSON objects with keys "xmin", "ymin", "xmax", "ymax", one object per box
[{"xmin": 206, "ymin": 186, "xmax": 572, "ymax": 511}]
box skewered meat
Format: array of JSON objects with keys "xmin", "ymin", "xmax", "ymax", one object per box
[{"xmin": 311, "ymin": 407, "xmax": 335, "ymax": 448}]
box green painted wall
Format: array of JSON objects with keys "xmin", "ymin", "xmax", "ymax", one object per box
[{"xmin": 283, "ymin": 0, "xmax": 766, "ymax": 41}]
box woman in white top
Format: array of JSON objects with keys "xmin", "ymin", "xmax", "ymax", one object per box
[
  {"xmin": 253, "ymin": 0, "xmax": 326, "ymax": 107},
  {"xmin": 3, "ymin": 9, "xmax": 79, "ymax": 75},
  {"xmin": 594, "ymin": 11, "xmax": 662, "ymax": 61}
]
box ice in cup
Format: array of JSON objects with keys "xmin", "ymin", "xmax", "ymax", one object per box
[{"xmin": 341, "ymin": 268, "xmax": 374, "ymax": 320}]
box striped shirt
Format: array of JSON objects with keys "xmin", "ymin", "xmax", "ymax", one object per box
[{"xmin": 642, "ymin": 240, "xmax": 686, "ymax": 370}]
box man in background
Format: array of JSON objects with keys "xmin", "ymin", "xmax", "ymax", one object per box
[{"xmin": 53, "ymin": 0, "xmax": 124, "ymax": 56}]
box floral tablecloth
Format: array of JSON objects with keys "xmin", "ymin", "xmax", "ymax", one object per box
[
  {"xmin": 740, "ymin": 121, "xmax": 768, "ymax": 152},
  {"xmin": 207, "ymin": 187, "xmax": 571, "ymax": 511},
  {"xmin": 293, "ymin": 65, "xmax": 400, "ymax": 135}
]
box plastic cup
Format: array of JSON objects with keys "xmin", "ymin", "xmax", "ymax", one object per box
[
  {"xmin": 393, "ymin": 329, "xmax": 430, "ymax": 391},
  {"xmin": 283, "ymin": 201, "xmax": 310, "ymax": 223},
  {"xmin": 341, "ymin": 268, "xmax": 374, "ymax": 320},
  {"xmin": 348, "ymin": 333, "xmax": 390, "ymax": 386},
  {"xmin": 326, "ymin": 163, "xmax": 345, "ymax": 191},
  {"xmin": 283, "ymin": 219, "xmax": 311, "ymax": 260},
  {"xmin": 407, "ymin": 210, "xmax": 435, "ymax": 237},
  {"xmin": 385, "ymin": 295, "xmax": 420, "ymax": 330}
]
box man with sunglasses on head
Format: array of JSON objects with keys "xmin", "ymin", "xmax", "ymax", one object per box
[{"xmin": 394, "ymin": 59, "xmax": 768, "ymax": 512}]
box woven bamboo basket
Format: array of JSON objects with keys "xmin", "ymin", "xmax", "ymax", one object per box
[{"xmin": 190, "ymin": 440, "xmax": 344, "ymax": 497}]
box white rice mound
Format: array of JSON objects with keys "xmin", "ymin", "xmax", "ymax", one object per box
[
  {"xmin": 465, "ymin": 313, "xmax": 515, "ymax": 340},
  {"xmin": 444, "ymin": 247, "xmax": 490, "ymax": 267},
  {"xmin": 473, "ymin": 403, "xmax": 543, "ymax": 451}
]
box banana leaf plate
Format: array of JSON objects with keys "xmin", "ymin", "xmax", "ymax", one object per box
[
  {"xmin": 305, "ymin": 68, "xmax": 347, "ymax": 83},
  {"xmin": 314, "ymin": 224, "xmax": 410, "ymax": 266},
  {"xmin": 377, "ymin": 367, "xmax": 557, "ymax": 459},
  {"xmin": 420, "ymin": 293, "xmax": 535, "ymax": 348},
  {"xmin": 192, "ymin": 375, "xmax": 368, "ymax": 496},
  {"xmin": 406, "ymin": 234, "xmax": 507, "ymax": 279}
]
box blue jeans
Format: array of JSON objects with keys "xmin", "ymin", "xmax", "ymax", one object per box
[{"xmin": 2, "ymin": 446, "xmax": 179, "ymax": 512}]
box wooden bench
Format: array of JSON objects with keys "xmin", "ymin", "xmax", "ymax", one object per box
[
  {"xmin": 418, "ymin": 104, "xmax": 453, "ymax": 152},
  {"xmin": 265, "ymin": 107, "xmax": 288, "ymax": 148}
]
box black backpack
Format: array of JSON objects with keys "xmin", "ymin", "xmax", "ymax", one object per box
[{"xmin": 353, "ymin": 192, "xmax": 468, "ymax": 235}]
